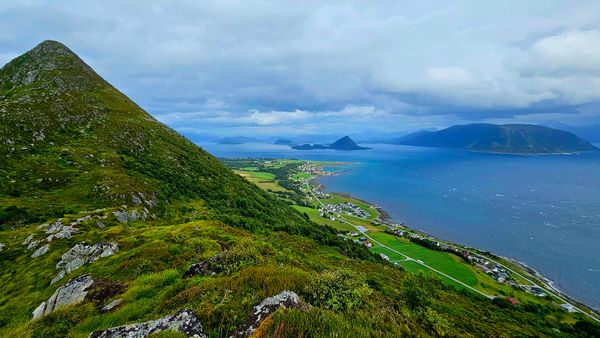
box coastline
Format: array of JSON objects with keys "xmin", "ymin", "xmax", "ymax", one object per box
[{"xmin": 311, "ymin": 161, "xmax": 600, "ymax": 318}]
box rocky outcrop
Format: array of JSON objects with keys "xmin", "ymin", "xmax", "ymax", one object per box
[
  {"xmin": 32, "ymin": 274, "xmax": 94, "ymax": 319},
  {"xmin": 89, "ymin": 308, "xmax": 206, "ymax": 338},
  {"xmin": 22, "ymin": 234, "xmax": 35, "ymax": 245},
  {"xmin": 27, "ymin": 240, "xmax": 41, "ymax": 251},
  {"xmin": 43, "ymin": 220, "xmax": 77, "ymax": 242},
  {"xmin": 230, "ymin": 291, "xmax": 304, "ymax": 338},
  {"xmin": 31, "ymin": 244, "xmax": 49, "ymax": 258},
  {"xmin": 113, "ymin": 206, "xmax": 149, "ymax": 223},
  {"xmin": 51, "ymin": 242, "xmax": 118, "ymax": 284}
]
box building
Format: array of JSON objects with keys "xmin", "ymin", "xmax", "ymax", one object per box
[{"xmin": 561, "ymin": 303, "xmax": 577, "ymax": 313}]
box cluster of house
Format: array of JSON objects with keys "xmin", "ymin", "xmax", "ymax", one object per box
[
  {"xmin": 344, "ymin": 232, "xmax": 374, "ymax": 248},
  {"xmin": 298, "ymin": 163, "xmax": 332, "ymax": 177},
  {"xmin": 470, "ymin": 257, "xmax": 511, "ymax": 283},
  {"xmin": 319, "ymin": 202, "xmax": 369, "ymax": 219}
]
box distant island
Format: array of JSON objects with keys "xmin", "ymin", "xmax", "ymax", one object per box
[
  {"xmin": 217, "ymin": 136, "xmax": 260, "ymax": 145},
  {"xmin": 274, "ymin": 139, "xmax": 294, "ymax": 145},
  {"xmin": 397, "ymin": 123, "xmax": 599, "ymax": 154},
  {"xmin": 292, "ymin": 136, "xmax": 371, "ymax": 151}
]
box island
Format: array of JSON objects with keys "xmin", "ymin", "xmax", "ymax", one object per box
[
  {"xmin": 398, "ymin": 123, "xmax": 599, "ymax": 154},
  {"xmin": 291, "ymin": 136, "xmax": 371, "ymax": 151}
]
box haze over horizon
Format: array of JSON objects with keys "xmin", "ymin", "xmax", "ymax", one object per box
[{"xmin": 2, "ymin": 1, "xmax": 600, "ymax": 139}]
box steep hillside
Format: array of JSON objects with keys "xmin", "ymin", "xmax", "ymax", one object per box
[
  {"xmin": 0, "ymin": 40, "xmax": 314, "ymax": 233},
  {"xmin": 0, "ymin": 41, "xmax": 598, "ymax": 337},
  {"xmin": 399, "ymin": 123, "xmax": 598, "ymax": 154}
]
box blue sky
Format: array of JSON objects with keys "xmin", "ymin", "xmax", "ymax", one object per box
[{"xmin": 1, "ymin": 1, "xmax": 600, "ymax": 139}]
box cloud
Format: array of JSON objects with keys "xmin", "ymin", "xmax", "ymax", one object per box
[
  {"xmin": 525, "ymin": 30, "xmax": 600, "ymax": 76},
  {"xmin": 1, "ymin": 1, "xmax": 600, "ymax": 136}
]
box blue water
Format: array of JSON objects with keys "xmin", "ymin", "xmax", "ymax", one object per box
[{"xmin": 202, "ymin": 142, "xmax": 600, "ymax": 310}]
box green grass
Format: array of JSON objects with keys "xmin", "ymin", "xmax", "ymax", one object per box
[
  {"xmin": 293, "ymin": 205, "xmax": 356, "ymax": 233},
  {"xmin": 369, "ymin": 232, "xmax": 478, "ymax": 286}
]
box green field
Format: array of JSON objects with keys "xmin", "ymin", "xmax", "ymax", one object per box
[{"xmin": 369, "ymin": 232, "xmax": 478, "ymax": 287}]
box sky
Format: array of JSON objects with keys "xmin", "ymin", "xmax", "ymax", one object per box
[{"xmin": 1, "ymin": 1, "xmax": 600, "ymax": 140}]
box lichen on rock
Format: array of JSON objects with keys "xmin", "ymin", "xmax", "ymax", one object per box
[
  {"xmin": 89, "ymin": 308, "xmax": 206, "ymax": 338},
  {"xmin": 32, "ymin": 274, "xmax": 94, "ymax": 319},
  {"xmin": 230, "ymin": 291, "xmax": 305, "ymax": 338},
  {"xmin": 51, "ymin": 242, "xmax": 118, "ymax": 284}
]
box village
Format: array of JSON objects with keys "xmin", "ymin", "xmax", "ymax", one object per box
[{"xmin": 318, "ymin": 201, "xmax": 370, "ymax": 220}]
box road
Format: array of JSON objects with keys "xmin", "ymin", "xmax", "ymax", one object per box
[{"xmin": 305, "ymin": 179, "xmax": 600, "ymax": 322}]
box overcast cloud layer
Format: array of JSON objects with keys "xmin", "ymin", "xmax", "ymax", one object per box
[{"xmin": 1, "ymin": 0, "xmax": 600, "ymax": 139}]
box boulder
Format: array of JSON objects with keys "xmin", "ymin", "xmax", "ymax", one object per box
[
  {"xmin": 89, "ymin": 308, "xmax": 206, "ymax": 338},
  {"xmin": 31, "ymin": 244, "xmax": 49, "ymax": 258},
  {"xmin": 32, "ymin": 274, "xmax": 94, "ymax": 319},
  {"xmin": 51, "ymin": 242, "xmax": 118, "ymax": 284},
  {"xmin": 100, "ymin": 298, "xmax": 122, "ymax": 313},
  {"xmin": 0, "ymin": 242, "xmax": 5, "ymax": 251},
  {"xmin": 183, "ymin": 260, "xmax": 219, "ymax": 278},
  {"xmin": 230, "ymin": 291, "xmax": 304, "ymax": 338},
  {"xmin": 22, "ymin": 234, "xmax": 35, "ymax": 245},
  {"xmin": 27, "ymin": 240, "xmax": 40, "ymax": 251}
]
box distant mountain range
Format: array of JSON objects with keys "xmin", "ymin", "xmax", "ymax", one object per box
[
  {"xmin": 274, "ymin": 139, "xmax": 294, "ymax": 145},
  {"xmin": 216, "ymin": 136, "xmax": 260, "ymax": 144},
  {"xmin": 397, "ymin": 123, "xmax": 598, "ymax": 154},
  {"xmin": 291, "ymin": 136, "xmax": 371, "ymax": 151}
]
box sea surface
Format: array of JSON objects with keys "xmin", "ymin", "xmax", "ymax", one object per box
[{"xmin": 202, "ymin": 142, "xmax": 600, "ymax": 310}]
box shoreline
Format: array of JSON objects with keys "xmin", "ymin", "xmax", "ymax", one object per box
[{"xmin": 312, "ymin": 161, "xmax": 600, "ymax": 317}]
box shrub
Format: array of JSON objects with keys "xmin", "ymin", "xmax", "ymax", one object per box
[{"xmin": 303, "ymin": 270, "xmax": 372, "ymax": 311}]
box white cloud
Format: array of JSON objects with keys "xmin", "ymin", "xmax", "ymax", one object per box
[
  {"xmin": 527, "ymin": 30, "xmax": 600, "ymax": 75},
  {"xmin": 1, "ymin": 0, "xmax": 600, "ymax": 134}
]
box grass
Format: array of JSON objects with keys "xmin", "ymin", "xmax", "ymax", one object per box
[
  {"xmin": 369, "ymin": 232, "xmax": 478, "ymax": 287},
  {"xmin": 293, "ymin": 205, "xmax": 356, "ymax": 233}
]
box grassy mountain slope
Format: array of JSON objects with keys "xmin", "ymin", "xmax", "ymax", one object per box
[
  {"xmin": 400, "ymin": 123, "xmax": 598, "ymax": 154},
  {"xmin": 0, "ymin": 41, "xmax": 598, "ymax": 337}
]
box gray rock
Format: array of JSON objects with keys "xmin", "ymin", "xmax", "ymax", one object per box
[
  {"xmin": 31, "ymin": 244, "xmax": 49, "ymax": 258},
  {"xmin": 113, "ymin": 207, "xmax": 148, "ymax": 223},
  {"xmin": 45, "ymin": 223, "xmax": 77, "ymax": 242},
  {"xmin": 0, "ymin": 242, "xmax": 5, "ymax": 251},
  {"xmin": 96, "ymin": 220, "xmax": 105, "ymax": 229},
  {"xmin": 32, "ymin": 274, "xmax": 94, "ymax": 319},
  {"xmin": 100, "ymin": 298, "xmax": 122, "ymax": 313},
  {"xmin": 22, "ymin": 234, "xmax": 35, "ymax": 245},
  {"xmin": 27, "ymin": 240, "xmax": 40, "ymax": 251},
  {"xmin": 51, "ymin": 242, "xmax": 118, "ymax": 284},
  {"xmin": 70, "ymin": 215, "xmax": 91, "ymax": 226},
  {"xmin": 230, "ymin": 291, "xmax": 304, "ymax": 338},
  {"xmin": 89, "ymin": 308, "xmax": 206, "ymax": 338}
]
